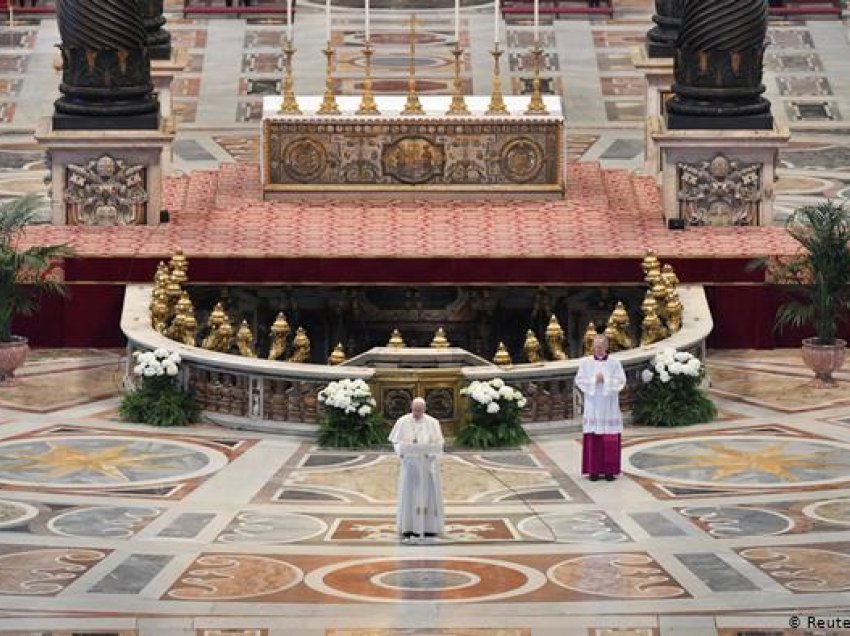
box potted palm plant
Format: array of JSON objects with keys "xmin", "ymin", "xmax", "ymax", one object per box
[
  {"xmin": 772, "ymin": 200, "xmax": 850, "ymax": 387},
  {"xmin": 0, "ymin": 194, "xmax": 72, "ymax": 385}
]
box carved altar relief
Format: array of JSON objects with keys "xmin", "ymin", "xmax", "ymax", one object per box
[
  {"xmin": 64, "ymin": 154, "xmax": 148, "ymax": 225},
  {"xmin": 677, "ymin": 154, "xmax": 761, "ymax": 226}
]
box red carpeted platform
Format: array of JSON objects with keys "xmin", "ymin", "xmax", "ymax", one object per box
[{"xmin": 16, "ymin": 163, "xmax": 805, "ymax": 348}]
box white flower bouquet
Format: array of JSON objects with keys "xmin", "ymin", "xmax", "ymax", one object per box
[
  {"xmin": 457, "ymin": 378, "xmax": 529, "ymax": 448},
  {"xmin": 633, "ymin": 348, "xmax": 715, "ymax": 427},
  {"xmin": 121, "ymin": 348, "xmax": 198, "ymax": 426},
  {"xmin": 317, "ymin": 378, "xmax": 388, "ymax": 448}
]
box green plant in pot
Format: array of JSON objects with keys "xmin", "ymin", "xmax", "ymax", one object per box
[
  {"xmin": 771, "ymin": 200, "xmax": 850, "ymax": 387},
  {"xmin": 0, "ymin": 194, "xmax": 72, "ymax": 385}
]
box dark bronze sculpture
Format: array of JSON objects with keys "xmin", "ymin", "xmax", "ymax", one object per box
[
  {"xmin": 646, "ymin": 0, "xmax": 683, "ymax": 58},
  {"xmin": 141, "ymin": 0, "xmax": 172, "ymax": 61},
  {"xmin": 667, "ymin": 0, "xmax": 773, "ymax": 130},
  {"xmin": 54, "ymin": 0, "xmax": 159, "ymax": 130}
]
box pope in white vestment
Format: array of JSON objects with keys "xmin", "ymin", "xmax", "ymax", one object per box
[
  {"xmin": 388, "ymin": 397, "xmax": 445, "ymax": 540},
  {"xmin": 575, "ymin": 335, "xmax": 627, "ymax": 481}
]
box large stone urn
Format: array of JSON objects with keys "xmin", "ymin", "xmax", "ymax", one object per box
[
  {"xmin": 801, "ymin": 337, "xmax": 846, "ymax": 388},
  {"xmin": 0, "ymin": 337, "xmax": 29, "ymax": 385}
]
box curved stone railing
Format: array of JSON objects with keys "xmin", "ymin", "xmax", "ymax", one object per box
[{"xmin": 121, "ymin": 284, "xmax": 712, "ymax": 435}]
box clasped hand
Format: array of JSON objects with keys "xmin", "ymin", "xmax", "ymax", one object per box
[{"xmin": 595, "ymin": 372, "xmax": 605, "ymax": 383}]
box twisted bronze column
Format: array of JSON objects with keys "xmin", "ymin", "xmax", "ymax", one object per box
[
  {"xmin": 646, "ymin": 0, "xmax": 682, "ymax": 58},
  {"xmin": 54, "ymin": 0, "xmax": 159, "ymax": 129},
  {"xmin": 141, "ymin": 0, "xmax": 172, "ymax": 61},
  {"xmin": 667, "ymin": 0, "xmax": 772, "ymax": 129}
]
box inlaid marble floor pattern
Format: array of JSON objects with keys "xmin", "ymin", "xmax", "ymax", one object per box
[{"xmin": 0, "ymin": 350, "xmax": 849, "ymax": 634}]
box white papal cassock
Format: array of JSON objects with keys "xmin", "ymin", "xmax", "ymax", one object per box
[
  {"xmin": 575, "ymin": 355, "xmax": 627, "ymax": 476},
  {"xmin": 388, "ymin": 412, "xmax": 445, "ymax": 537}
]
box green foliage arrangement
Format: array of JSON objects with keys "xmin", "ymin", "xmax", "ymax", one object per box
[
  {"xmin": 119, "ymin": 349, "xmax": 200, "ymax": 426},
  {"xmin": 317, "ymin": 378, "xmax": 390, "ymax": 448},
  {"xmin": 770, "ymin": 201, "xmax": 850, "ymax": 345},
  {"xmin": 0, "ymin": 194, "xmax": 72, "ymax": 342},
  {"xmin": 632, "ymin": 348, "xmax": 716, "ymax": 427},
  {"xmin": 455, "ymin": 378, "xmax": 529, "ymax": 449}
]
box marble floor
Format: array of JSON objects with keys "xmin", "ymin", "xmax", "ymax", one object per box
[{"xmin": 0, "ymin": 349, "xmax": 849, "ymax": 634}]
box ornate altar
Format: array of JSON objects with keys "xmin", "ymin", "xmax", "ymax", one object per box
[{"xmin": 261, "ymin": 95, "xmax": 565, "ymax": 199}]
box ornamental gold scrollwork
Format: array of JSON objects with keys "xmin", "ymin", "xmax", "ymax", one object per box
[
  {"xmin": 282, "ymin": 137, "xmax": 327, "ymax": 183},
  {"xmin": 381, "ymin": 136, "xmax": 446, "ymax": 185},
  {"xmin": 499, "ymin": 137, "xmax": 545, "ymax": 184}
]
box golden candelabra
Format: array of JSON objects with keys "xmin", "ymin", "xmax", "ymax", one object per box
[
  {"xmin": 525, "ymin": 42, "xmax": 548, "ymax": 115},
  {"xmin": 446, "ymin": 42, "xmax": 469, "ymax": 115},
  {"xmin": 356, "ymin": 39, "xmax": 380, "ymax": 115},
  {"xmin": 487, "ymin": 42, "xmax": 508, "ymax": 115},
  {"xmin": 401, "ymin": 14, "xmax": 424, "ymax": 115},
  {"xmin": 278, "ymin": 38, "xmax": 301, "ymax": 114},
  {"xmin": 318, "ymin": 42, "xmax": 341, "ymax": 115}
]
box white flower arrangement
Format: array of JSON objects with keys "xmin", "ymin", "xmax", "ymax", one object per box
[
  {"xmin": 642, "ymin": 348, "xmax": 702, "ymax": 384},
  {"xmin": 318, "ymin": 378, "xmax": 377, "ymax": 417},
  {"xmin": 133, "ymin": 348, "xmax": 182, "ymax": 378},
  {"xmin": 460, "ymin": 378, "xmax": 527, "ymax": 414}
]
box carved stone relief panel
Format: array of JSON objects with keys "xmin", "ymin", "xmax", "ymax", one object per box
[
  {"xmin": 64, "ymin": 153, "xmax": 148, "ymax": 225},
  {"xmin": 677, "ymin": 154, "xmax": 761, "ymax": 226}
]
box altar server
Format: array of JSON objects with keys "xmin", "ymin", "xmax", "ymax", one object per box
[
  {"xmin": 575, "ymin": 335, "xmax": 626, "ymax": 481},
  {"xmin": 389, "ymin": 397, "xmax": 445, "ymax": 541}
]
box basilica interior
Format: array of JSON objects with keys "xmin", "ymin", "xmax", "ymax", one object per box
[{"xmin": 1, "ymin": 0, "xmax": 850, "ymax": 634}]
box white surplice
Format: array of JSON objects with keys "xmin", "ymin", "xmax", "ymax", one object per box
[
  {"xmin": 574, "ymin": 355, "xmax": 627, "ymax": 434},
  {"xmin": 388, "ymin": 412, "xmax": 445, "ymax": 537}
]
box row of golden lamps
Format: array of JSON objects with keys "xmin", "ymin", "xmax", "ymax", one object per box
[
  {"xmin": 278, "ymin": 0, "xmax": 548, "ymax": 117},
  {"xmin": 149, "ymin": 250, "xmax": 682, "ymax": 367}
]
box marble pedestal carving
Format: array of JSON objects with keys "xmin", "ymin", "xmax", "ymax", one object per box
[
  {"xmin": 35, "ymin": 117, "xmax": 175, "ymax": 226},
  {"xmin": 632, "ymin": 47, "xmax": 673, "ymax": 177},
  {"xmin": 650, "ymin": 116, "xmax": 789, "ymax": 227}
]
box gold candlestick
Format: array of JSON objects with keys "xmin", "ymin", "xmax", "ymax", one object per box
[
  {"xmin": 525, "ymin": 42, "xmax": 548, "ymax": 115},
  {"xmin": 318, "ymin": 42, "xmax": 341, "ymax": 115},
  {"xmin": 446, "ymin": 41, "xmax": 469, "ymax": 115},
  {"xmin": 401, "ymin": 14, "xmax": 424, "ymax": 115},
  {"xmin": 357, "ymin": 39, "xmax": 380, "ymax": 115},
  {"xmin": 487, "ymin": 42, "xmax": 508, "ymax": 115},
  {"xmin": 278, "ymin": 38, "xmax": 301, "ymax": 114}
]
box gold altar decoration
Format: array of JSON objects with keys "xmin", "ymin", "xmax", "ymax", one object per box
[
  {"xmin": 154, "ymin": 261, "xmax": 170, "ymax": 289},
  {"xmin": 641, "ymin": 290, "xmax": 658, "ymax": 317},
  {"xmin": 169, "ymin": 249, "xmax": 188, "ymax": 286},
  {"xmin": 487, "ymin": 43, "xmax": 508, "ymax": 115},
  {"xmin": 603, "ymin": 322, "xmax": 620, "ymax": 352},
  {"xmin": 203, "ymin": 316, "xmax": 233, "ymax": 353},
  {"xmin": 642, "ymin": 250, "xmax": 661, "ymax": 275},
  {"xmin": 201, "ymin": 302, "xmax": 228, "ymax": 350},
  {"xmin": 651, "ymin": 280, "xmax": 669, "ymax": 317},
  {"xmin": 328, "ymin": 343, "xmax": 347, "ymax": 365},
  {"xmin": 545, "ymin": 315, "xmax": 567, "ymax": 360},
  {"xmin": 493, "ymin": 341, "xmax": 512, "ymax": 366},
  {"xmin": 447, "ymin": 42, "xmax": 470, "ymax": 116},
  {"xmin": 387, "ymin": 329, "xmax": 406, "ymax": 348},
  {"xmin": 430, "ymin": 327, "xmax": 450, "ymax": 348},
  {"xmin": 289, "ymin": 327, "xmax": 311, "ymax": 362},
  {"xmin": 164, "ymin": 273, "xmax": 182, "ymax": 318},
  {"xmin": 401, "ymin": 15, "xmax": 424, "ymax": 115},
  {"xmin": 279, "ymin": 38, "xmax": 301, "ymax": 115},
  {"xmin": 236, "ymin": 320, "xmax": 257, "ymax": 358},
  {"xmin": 182, "ymin": 313, "xmax": 198, "ymax": 347},
  {"xmin": 318, "ymin": 43, "xmax": 341, "ymax": 116},
  {"xmin": 523, "ymin": 329, "xmax": 543, "ymax": 363},
  {"xmin": 357, "ymin": 40, "xmax": 379, "ymax": 116},
  {"xmin": 608, "ymin": 303, "xmax": 634, "ymax": 351},
  {"xmin": 641, "ymin": 308, "xmax": 668, "ymax": 346},
  {"xmin": 661, "ymin": 263, "xmax": 680, "ymax": 288},
  {"xmin": 167, "ymin": 312, "xmax": 186, "ymax": 343},
  {"xmin": 582, "ymin": 321, "xmax": 597, "ymax": 356},
  {"xmin": 525, "ymin": 43, "xmax": 547, "ymax": 115},
  {"xmin": 645, "ymin": 267, "xmax": 662, "ymax": 286},
  {"xmin": 166, "ymin": 291, "xmax": 194, "ymax": 342},
  {"xmin": 268, "ymin": 312, "xmax": 291, "ymax": 361},
  {"xmin": 665, "ymin": 291, "xmax": 683, "ymax": 333},
  {"xmin": 150, "ymin": 291, "xmax": 169, "ymax": 334}
]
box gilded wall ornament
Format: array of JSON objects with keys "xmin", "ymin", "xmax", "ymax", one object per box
[
  {"xmin": 677, "ymin": 154, "xmax": 761, "ymax": 226},
  {"xmin": 382, "ymin": 136, "xmax": 446, "ymax": 184},
  {"xmin": 500, "ymin": 137, "xmax": 544, "ymax": 183},
  {"xmin": 64, "ymin": 154, "xmax": 147, "ymax": 226}
]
